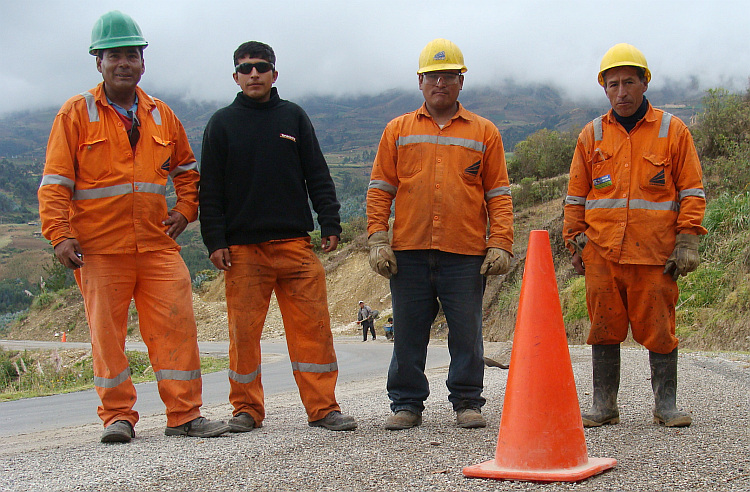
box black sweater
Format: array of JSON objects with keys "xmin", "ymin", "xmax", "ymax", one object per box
[{"xmin": 199, "ymin": 88, "xmax": 341, "ymax": 253}]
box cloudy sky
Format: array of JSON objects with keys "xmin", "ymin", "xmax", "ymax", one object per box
[{"xmin": 2, "ymin": 0, "xmax": 748, "ymax": 116}]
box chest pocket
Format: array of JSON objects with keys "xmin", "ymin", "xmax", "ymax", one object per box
[
  {"xmin": 77, "ymin": 138, "xmax": 111, "ymax": 182},
  {"xmin": 396, "ymin": 143, "xmax": 423, "ymax": 178},
  {"xmin": 151, "ymin": 135, "xmax": 174, "ymax": 177},
  {"xmin": 640, "ymin": 153, "xmax": 673, "ymax": 196},
  {"xmin": 590, "ymin": 147, "xmax": 616, "ymax": 198}
]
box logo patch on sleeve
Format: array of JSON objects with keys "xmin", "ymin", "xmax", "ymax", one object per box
[
  {"xmin": 280, "ymin": 133, "xmax": 296, "ymax": 142},
  {"xmin": 649, "ymin": 169, "xmax": 666, "ymax": 186},
  {"xmin": 593, "ymin": 174, "xmax": 613, "ymax": 189},
  {"xmin": 465, "ymin": 160, "xmax": 480, "ymax": 176},
  {"xmin": 161, "ymin": 157, "xmax": 171, "ymax": 171}
]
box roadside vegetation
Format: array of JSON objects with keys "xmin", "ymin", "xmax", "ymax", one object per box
[{"xmin": 0, "ymin": 346, "xmax": 229, "ymax": 402}]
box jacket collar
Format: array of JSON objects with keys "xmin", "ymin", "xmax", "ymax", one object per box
[
  {"xmin": 92, "ymin": 82, "xmax": 156, "ymax": 113},
  {"xmin": 416, "ymin": 101, "xmax": 473, "ymax": 122},
  {"xmin": 235, "ymin": 87, "xmax": 281, "ymax": 109}
]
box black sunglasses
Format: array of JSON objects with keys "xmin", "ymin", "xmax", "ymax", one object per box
[
  {"xmin": 235, "ymin": 62, "xmax": 275, "ymax": 74},
  {"xmin": 127, "ymin": 111, "xmax": 140, "ymax": 147}
]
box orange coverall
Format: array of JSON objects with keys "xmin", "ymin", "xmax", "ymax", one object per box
[
  {"xmin": 563, "ymin": 105, "xmax": 706, "ymax": 353},
  {"xmin": 38, "ymin": 83, "xmax": 203, "ymax": 427},
  {"xmin": 367, "ymin": 103, "xmax": 513, "ymax": 255}
]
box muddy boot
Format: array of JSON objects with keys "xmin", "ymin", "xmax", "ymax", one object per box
[
  {"xmin": 581, "ymin": 344, "xmax": 621, "ymax": 427},
  {"xmin": 650, "ymin": 348, "xmax": 692, "ymax": 427}
]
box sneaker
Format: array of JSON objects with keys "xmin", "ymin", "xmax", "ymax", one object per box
[
  {"xmin": 165, "ymin": 416, "xmax": 230, "ymax": 438},
  {"xmin": 228, "ymin": 412, "xmax": 256, "ymax": 433},
  {"xmin": 385, "ymin": 410, "xmax": 422, "ymax": 430},
  {"xmin": 101, "ymin": 420, "xmax": 134, "ymax": 443},
  {"xmin": 308, "ymin": 410, "xmax": 357, "ymax": 431},
  {"xmin": 456, "ymin": 408, "xmax": 486, "ymax": 429}
]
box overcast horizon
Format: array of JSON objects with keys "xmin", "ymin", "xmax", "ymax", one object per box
[{"xmin": 2, "ymin": 0, "xmax": 748, "ymax": 117}]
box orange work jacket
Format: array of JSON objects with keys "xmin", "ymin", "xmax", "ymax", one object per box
[
  {"xmin": 38, "ymin": 83, "xmax": 199, "ymax": 254},
  {"xmin": 564, "ymin": 104, "xmax": 706, "ymax": 265},
  {"xmin": 367, "ymin": 103, "xmax": 513, "ymax": 256}
]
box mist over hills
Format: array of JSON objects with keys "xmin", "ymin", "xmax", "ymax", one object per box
[{"xmin": 0, "ymin": 80, "xmax": 706, "ymax": 164}]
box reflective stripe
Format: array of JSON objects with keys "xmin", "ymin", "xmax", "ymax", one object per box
[
  {"xmin": 135, "ymin": 182, "xmax": 167, "ymax": 195},
  {"xmin": 629, "ymin": 199, "xmax": 678, "ymax": 212},
  {"xmin": 80, "ymin": 91, "xmax": 99, "ymax": 123},
  {"xmin": 679, "ymin": 188, "xmax": 706, "ymax": 200},
  {"xmin": 369, "ymin": 179, "xmax": 397, "ymax": 195},
  {"xmin": 228, "ymin": 367, "xmax": 261, "ymax": 385},
  {"xmin": 72, "ymin": 182, "xmax": 167, "ymax": 200},
  {"xmin": 565, "ymin": 195, "xmax": 586, "ymax": 206},
  {"xmin": 397, "ymin": 135, "xmax": 486, "ymax": 152},
  {"xmin": 73, "ymin": 183, "xmax": 133, "ymax": 201},
  {"xmin": 169, "ymin": 161, "xmax": 197, "ymax": 178},
  {"xmin": 485, "ymin": 186, "xmax": 511, "ymax": 200},
  {"xmin": 659, "ymin": 112, "xmax": 673, "ymax": 139},
  {"xmin": 585, "ymin": 198, "xmax": 628, "ymax": 210},
  {"xmin": 94, "ymin": 367, "xmax": 131, "ymax": 389},
  {"xmin": 291, "ymin": 361, "xmax": 338, "ymax": 373},
  {"xmin": 154, "ymin": 369, "xmax": 201, "ymax": 382},
  {"xmin": 39, "ymin": 174, "xmax": 75, "ymax": 191},
  {"xmin": 593, "ymin": 116, "xmax": 603, "ymax": 141}
]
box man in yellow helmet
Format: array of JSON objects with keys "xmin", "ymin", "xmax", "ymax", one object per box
[
  {"xmin": 367, "ymin": 38, "xmax": 514, "ymax": 430},
  {"xmin": 38, "ymin": 11, "xmax": 229, "ymax": 443},
  {"xmin": 563, "ymin": 43, "xmax": 706, "ymax": 428}
]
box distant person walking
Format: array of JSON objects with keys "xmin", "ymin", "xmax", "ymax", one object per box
[
  {"xmin": 564, "ymin": 43, "xmax": 706, "ymax": 428},
  {"xmin": 37, "ymin": 11, "xmax": 229, "ymax": 443},
  {"xmin": 357, "ymin": 301, "xmax": 376, "ymax": 341},
  {"xmin": 199, "ymin": 41, "xmax": 356, "ymax": 432},
  {"xmin": 367, "ymin": 39, "xmax": 514, "ymax": 430}
]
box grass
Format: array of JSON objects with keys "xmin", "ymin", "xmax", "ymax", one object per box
[{"xmin": 0, "ymin": 348, "xmax": 230, "ymax": 402}]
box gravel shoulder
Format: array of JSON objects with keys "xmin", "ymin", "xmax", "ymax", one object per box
[{"xmin": 1, "ymin": 346, "xmax": 749, "ymax": 492}]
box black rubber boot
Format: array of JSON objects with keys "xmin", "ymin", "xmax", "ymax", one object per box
[
  {"xmin": 650, "ymin": 348, "xmax": 692, "ymax": 427},
  {"xmin": 581, "ymin": 344, "xmax": 621, "ymax": 427}
]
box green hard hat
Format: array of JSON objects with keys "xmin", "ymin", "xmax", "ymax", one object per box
[{"xmin": 89, "ymin": 10, "xmax": 148, "ymax": 56}]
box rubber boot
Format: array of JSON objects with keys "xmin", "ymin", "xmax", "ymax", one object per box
[
  {"xmin": 581, "ymin": 344, "xmax": 621, "ymax": 427},
  {"xmin": 650, "ymin": 348, "xmax": 692, "ymax": 427}
]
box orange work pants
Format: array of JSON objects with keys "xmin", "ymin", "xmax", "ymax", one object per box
[
  {"xmin": 75, "ymin": 248, "xmax": 202, "ymax": 428},
  {"xmin": 582, "ymin": 244, "xmax": 679, "ymax": 354},
  {"xmin": 225, "ymin": 237, "xmax": 340, "ymax": 425}
]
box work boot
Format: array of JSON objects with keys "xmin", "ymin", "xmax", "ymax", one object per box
[
  {"xmin": 101, "ymin": 420, "xmax": 134, "ymax": 443},
  {"xmin": 650, "ymin": 348, "xmax": 692, "ymax": 427},
  {"xmin": 581, "ymin": 344, "xmax": 621, "ymax": 427},
  {"xmin": 308, "ymin": 410, "xmax": 357, "ymax": 431},
  {"xmin": 228, "ymin": 412, "xmax": 257, "ymax": 433},
  {"xmin": 165, "ymin": 416, "xmax": 231, "ymax": 437},
  {"xmin": 385, "ymin": 410, "xmax": 422, "ymax": 430},
  {"xmin": 456, "ymin": 408, "xmax": 487, "ymax": 429}
]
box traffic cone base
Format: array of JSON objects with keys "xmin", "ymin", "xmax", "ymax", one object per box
[
  {"xmin": 463, "ymin": 230, "xmax": 616, "ymax": 483},
  {"xmin": 463, "ymin": 456, "xmax": 616, "ymax": 482}
]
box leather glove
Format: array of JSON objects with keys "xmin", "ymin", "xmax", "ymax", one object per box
[
  {"xmin": 368, "ymin": 231, "xmax": 397, "ymax": 279},
  {"xmin": 480, "ymin": 248, "xmax": 512, "ymax": 276},
  {"xmin": 663, "ymin": 233, "xmax": 700, "ymax": 280},
  {"xmin": 566, "ymin": 233, "xmax": 588, "ymax": 256}
]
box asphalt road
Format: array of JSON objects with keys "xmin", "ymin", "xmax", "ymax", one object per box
[{"xmin": 0, "ymin": 337, "xmax": 450, "ymax": 437}]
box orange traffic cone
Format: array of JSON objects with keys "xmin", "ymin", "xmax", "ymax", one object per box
[
  {"xmin": 61, "ymin": 331, "xmax": 66, "ymax": 343},
  {"xmin": 463, "ymin": 230, "xmax": 616, "ymax": 482}
]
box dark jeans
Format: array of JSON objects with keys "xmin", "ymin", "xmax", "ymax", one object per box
[
  {"xmin": 387, "ymin": 250, "xmax": 486, "ymax": 414},
  {"xmin": 362, "ymin": 320, "xmax": 376, "ymax": 340}
]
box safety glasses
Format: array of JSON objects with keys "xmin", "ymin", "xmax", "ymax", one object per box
[
  {"xmin": 127, "ymin": 111, "xmax": 140, "ymax": 147},
  {"xmin": 235, "ymin": 61, "xmax": 275, "ymax": 75},
  {"xmin": 422, "ymin": 72, "xmax": 462, "ymax": 86}
]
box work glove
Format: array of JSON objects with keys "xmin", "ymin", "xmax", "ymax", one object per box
[
  {"xmin": 663, "ymin": 233, "xmax": 700, "ymax": 281},
  {"xmin": 368, "ymin": 231, "xmax": 397, "ymax": 279},
  {"xmin": 566, "ymin": 233, "xmax": 589, "ymax": 256},
  {"xmin": 480, "ymin": 248, "xmax": 512, "ymax": 276}
]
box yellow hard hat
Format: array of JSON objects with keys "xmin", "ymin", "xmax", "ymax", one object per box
[
  {"xmin": 598, "ymin": 43, "xmax": 651, "ymax": 86},
  {"xmin": 417, "ymin": 38, "xmax": 467, "ymax": 74}
]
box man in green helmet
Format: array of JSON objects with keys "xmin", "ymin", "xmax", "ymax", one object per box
[{"xmin": 38, "ymin": 10, "xmax": 230, "ymax": 443}]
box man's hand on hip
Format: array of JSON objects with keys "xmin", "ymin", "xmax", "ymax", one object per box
[
  {"xmin": 163, "ymin": 211, "xmax": 188, "ymax": 239},
  {"xmin": 368, "ymin": 231, "xmax": 397, "ymax": 278}
]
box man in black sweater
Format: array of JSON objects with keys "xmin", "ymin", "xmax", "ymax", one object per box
[{"xmin": 199, "ymin": 41, "xmax": 356, "ymax": 432}]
